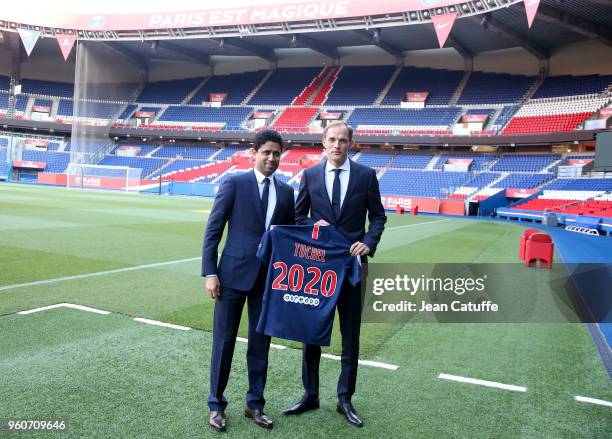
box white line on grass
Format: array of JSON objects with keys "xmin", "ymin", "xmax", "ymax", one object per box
[
  {"xmin": 386, "ymin": 219, "xmax": 452, "ymax": 231},
  {"xmin": 133, "ymin": 317, "xmax": 191, "ymax": 331},
  {"xmin": 321, "ymin": 353, "xmax": 399, "ymax": 370},
  {"xmin": 17, "ymin": 303, "xmax": 111, "ymax": 315},
  {"xmin": 236, "ymin": 336, "xmax": 286, "ymax": 350},
  {"xmin": 575, "ymin": 396, "xmax": 612, "ymax": 408},
  {"xmin": 0, "ymin": 257, "xmax": 201, "ymax": 292},
  {"xmin": 438, "ymin": 373, "xmax": 527, "ymax": 392}
]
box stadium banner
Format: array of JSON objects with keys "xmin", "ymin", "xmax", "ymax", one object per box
[
  {"xmin": 318, "ymin": 112, "xmax": 343, "ymax": 120},
  {"xmin": 37, "ymin": 172, "xmax": 68, "ymax": 185},
  {"xmin": 252, "ymin": 111, "xmax": 275, "ymax": 119},
  {"xmin": 600, "ymin": 108, "xmax": 612, "ymax": 119},
  {"xmin": 116, "ymin": 146, "xmax": 141, "ymax": 157},
  {"xmin": 462, "ymin": 114, "xmax": 488, "ymax": 123},
  {"xmin": 505, "ymin": 188, "xmax": 538, "ymax": 198},
  {"xmin": 431, "ymin": 12, "xmax": 457, "ymax": 48},
  {"xmin": 0, "ymin": 1, "xmax": 471, "ymax": 31},
  {"xmin": 568, "ymin": 159, "xmax": 593, "ymax": 166},
  {"xmin": 404, "ymin": 92, "xmax": 429, "ymax": 102},
  {"xmin": 524, "ymin": 0, "xmax": 541, "ymax": 28},
  {"xmin": 135, "ymin": 111, "xmax": 156, "ymax": 118},
  {"xmin": 208, "ymin": 93, "xmax": 228, "ymax": 102},
  {"xmin": 361, "ymin": 263, "xmax": 611, "ymax": 323},
  {"xmin": 24, "ymin": 139, "xmax": 49, "ymax": 148},
  {"xmin": 381, "ymin": 195, "xmax": 465, "ymax": 216},
  {"xmin": 32, "ymin": 105, "xmax": 52, "ymax": 113},
  {"xmin": 12, "ymin": 160, "xmax": 46, "ymax": 169},
  {"xmin": 18, "ymin": 28, "xmax": 41, "ymax": 56},
  {"xmin": 56, "ymin": 34, "xmax": 77, "ymax": 60}
]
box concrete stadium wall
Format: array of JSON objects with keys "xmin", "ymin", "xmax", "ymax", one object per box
[{"xmin": 549, "ymin": 41, "xmax": 612, "ymax": 76}]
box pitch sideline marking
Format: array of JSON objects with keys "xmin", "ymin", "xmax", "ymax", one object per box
[
  {"xmin": 321, "ymin": 353, "xmax": 399, "ymax": 371},
  {"xmin": 574, "ymin": 395, "xmax": 612, "ymax": 408},
  {"xmin": 438, "ymin": 373, "xmax": 527, "ymax": 392},
  {"xmin": 17, "ymin": 303, "xmax": 110, "ymax": 315},
  {"xmin": 0, "ymin": 257, "xmax": 202, "ymax": 293},
  {"xmin": 236, "ymin": 336, "xmax": 287, "ymax": 351},
  {"xmin": 134, "ymin": 317, "xmax": 191, "ymax": 331}
]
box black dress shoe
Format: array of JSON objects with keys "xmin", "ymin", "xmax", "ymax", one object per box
[
  {"xmin": 336, "ymin": 402, "xmax": 363, "ymax": 428},
  {"xmin": 244, "ymin": 405, "xmax": 273, "ymax": 429},
  {"xmin": 208, "ymin": 411, "xmax": 226, "ymax": 432},
  {"xmin": 283, "ymin": 395, "xmax": 320, "ymax": 415}
]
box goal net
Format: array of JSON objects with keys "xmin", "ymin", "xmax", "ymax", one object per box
[{"xmin": 66, "ymin": 164, "xmax": 142, "ymax": 192}]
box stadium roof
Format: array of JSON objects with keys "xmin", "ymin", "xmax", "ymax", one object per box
[{"xmin": 1, "ymin": 0, "xmax": 610, "ymax": 65}]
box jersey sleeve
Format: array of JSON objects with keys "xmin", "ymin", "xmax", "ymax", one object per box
[
  {"xmin": 256, "ymin": 230, "xmax": 273, "ymax": 264},
  {"xmin": 347, "ymin": 256, "xmax": 362, "ymax": 287}
]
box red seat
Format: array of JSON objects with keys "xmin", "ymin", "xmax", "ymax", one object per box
[
  {"xmin": 524, "ymin": 233, "xmax": 554, "ymax": 269},
  {"xmin": 519, "ymin": 228, "xmax": 539, "ymax": 261}
]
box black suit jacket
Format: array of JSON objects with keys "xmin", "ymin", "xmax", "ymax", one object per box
[
  {"xmin": 295, "ymin": 159, "xmax": 386, "ymax": 257},
  {"xmin": 202, "ymin": 170, "xmax": 295, "ymax": 291}
]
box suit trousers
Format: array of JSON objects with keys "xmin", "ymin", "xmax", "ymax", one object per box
[
  {"xmin": 208, "ymin": 270, "xmax": 270, "ymax": 411},
  {"xmin": 301, "ymin": 278, "xmax": 363, "ymax": 403}
]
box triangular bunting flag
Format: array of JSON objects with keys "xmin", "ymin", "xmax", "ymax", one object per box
[
  {"xmin": 431, "ymin": 13, "xmax": 457, "ymax": 48},
  {"xmin": 524, "ymin": 0, "xmax": 541, "ymax": 28},
  {"xmin": 18, "ymin": 29, "xmax": 41, "ymax": 56},
  {"xmin": 56, "ymin": 34, "xmax": 77, "ymax": 60}
]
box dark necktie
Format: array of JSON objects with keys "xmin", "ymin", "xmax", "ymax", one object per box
[
  {"xmin": 332, "ymin": 169, "xmax": 342, "ymax": 222},
  {"xmin": 261, "ymin": 177, "xmax": 270, "ymax": 226}
]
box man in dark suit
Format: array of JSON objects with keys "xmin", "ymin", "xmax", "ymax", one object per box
[
  {"xmin": 285, "ymin": 121, "xmax": 387, "ymax": 427},
  {"xmin": 202, "ymin": 129, "xmax": 295, "ymax": 432}
]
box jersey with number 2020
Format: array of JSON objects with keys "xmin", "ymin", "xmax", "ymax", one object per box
[{"xmin": 256, "ymin": 224, "xmax": 361, "ymax": 346}]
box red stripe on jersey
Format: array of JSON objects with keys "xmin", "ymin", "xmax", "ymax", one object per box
[{"xmin": 312, "ymin": 224, "xmax": 320, "ymax": 240}]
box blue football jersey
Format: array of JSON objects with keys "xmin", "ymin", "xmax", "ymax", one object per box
[{"xmin": 256, "ymin": 225, "xmax": 361, "ymax": 346}]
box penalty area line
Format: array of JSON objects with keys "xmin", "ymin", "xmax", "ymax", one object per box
[
  {"xmin": 133, "ymin": 317, "xmax": 191, "ymax": 331},
  {"xmin": 321, "ymin": 353, "xmax": 399, "ymax": 371},
  {"xmin": 17, "ymin": 303, "xmax": 111, "ymax": 315},
  {"xmin": 575, "ymin": 396, "xmax": 612, "ymax": 408},
  {"xmin": 438, "ymin": 373, "xmax": 527, "ymax": 392}
]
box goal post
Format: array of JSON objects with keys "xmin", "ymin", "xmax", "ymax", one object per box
[{"xmin": 66, "ymin": 164, "xmax": 142, "ymax": 192}]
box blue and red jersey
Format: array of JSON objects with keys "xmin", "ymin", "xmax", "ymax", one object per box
[{"xmin": 256, "ymin": 225, "xmax": 361, "ymax": 346}]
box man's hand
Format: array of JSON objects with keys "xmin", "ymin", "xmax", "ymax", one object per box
[
  {"xmin": 350, "ymin": 241, "xmax": 370, "ymax": 257},
  {"xmin": 315, "ymin": 219, "xmax": 330, "ymax": 226},
  {"xmin": 206, "ymin": 276, "xmax": 221, "ymax": 299}
]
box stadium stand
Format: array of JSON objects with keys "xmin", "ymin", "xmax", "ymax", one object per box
[
  {"xmin": 458, "ymin": 72, "xmax": 536, "ymax": 105},
  {"xmin": 272, "ymin": 107, "xmax": 318, "ymax": 131},
  {"xmin": 0, "ymin": 75, "xmax": 10, "ymax": 91},
  {"xmin": 378, "ymin": 170, "xmax": 470, "ymax": 198},
  {"xmin": 182, "ymin": 146, "xmax": 218, "ymax": 160},
  {"xmin": 531, "ymin": 74, "xmax": 612, "ymax": 99},
  {"xmin": 189, "ymin": 71, "xmax": 269, "ymax": 105},
  {"xmin": 157, "ymin": 106, "xmax": 252, "ymax": 130},
  {"xmin": 324, "ymin": 66, "xmax": 396, "ymax": 106},
  {"xmin": 22, "ymin": 150, "xmax": 71, "ymax": 173},
  {"xmin": 249, "ymin": 68, "xmax": 321, "ymax": 105},
  {"xmin": 491, "ymin": 173, "xmax": 554, "ymax": 189},
  {"xmin": 348, "ymin": 107, "xmax": 461, "ymax": 133},
  {"xmin": 136, "ymin": 78, "xmax": 203, "ymax": 104},
  {"xmin": 355, "ymin": 151, "xmax": 394, "ymax": 168},
  {"xmin": 388, "ymin": 153, "xmax": 432, "ymax": 169},
  {"xmin": 434, "ymin": 153, "xmax": 495, "ymax": 171},
  {"xmin": 20, "ymin": 79, "xmax": 74, "ymax": 98},
  {"xmin": 0, "ymin": 137, "xmax": 9, "ymax": 177},
  {"xmin": 383, "ymin": 67, "xmax": 463, "ymax": 106},
  {"xmin": 491, "ymin": 154, "xmax": 559, "ymax": 172},
  {"xmin": 97, "ymin": 156, "xmax": 166, "ymax": 178}
]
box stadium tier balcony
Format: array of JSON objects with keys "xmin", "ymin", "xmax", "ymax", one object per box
[
  {"xmin": 22, "ymin": 150, "xmax": 71, "ymax": 173},
  {"xmin": 151, "ymin": 145, "xmax": 189, "ymax": 158},
  {"xmin": 434, "ymin": 153, "xmax": 496, "ymax": 171},
  {"xmin": 56, "ymin": 99, "xmax": 119, "ymax": 119},
  {"xmin": 249, "ymin": 68, "xmax": 322, "ymax": 105},
  {"xmin": 20, "ymin": 79, "xmax": 74, "ymax": 98},
  {"xmin": 324, "ymin": 66, "xmax": 396, "ymax": 106},
  {"xmin": 379, "ymin": 170, "xmax": 470, "ymax": 198},
  {"xmin": 182, "ymin": 146, "xmax": 218, "ymax": 160},
  {"xmin": 189, "ymin": 71, "xmax": 269, "ymax": 105},
  {"xmin": 458, "ymin": 72, "xmax": 537, "ymax": 105},
  {"xmin": 491, "ymin": 173, "xmax": 554, "ymax": 189},
  {"xmin": 532, "ymin": 74, "xmax": 612, "ymax": 99},
  {"xmin": 112, "ymin": 142, "xmax": 159, "ymax": 156},
  {"xmin": 355, "ymin": 151, "xmax": 394, "ymax": 168},
  {"xmin": 383, "ymin": 67, "xmax": 463, "ymax": 106},
  {"xmin": 157, "ymin": 106, "xmax": 252, "ymax": 130},
  {"xmin": 136, "ymin": 78, "xmax": 203, "ymax": 104},
  {"xmin": 388, "ymin": 153, "xmax": 432, "ymax": 169},
  {"xmin": 491, "ymin": 154, "xmax": 559, "ymax": 172},
  {"xmin": 272, "ymin": 107, "xmax": 319, "ymax": 131},
  {"xmin": 97, "ymin": 156, "xmax": 167, "ymax": 178},
  {"xmin": 348, "ymin": 107, "xmax": 461, "ymax": 131},
  {"xmin": 543, "ymin": 178, "xmax": 612, "ymax": 192}
]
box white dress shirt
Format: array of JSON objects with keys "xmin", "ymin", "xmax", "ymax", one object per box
[
  {"xmin": 324, "ymin": 158, "xmax": 351, "ymax": 209},
  {"xmin": 254, "ymin": 168, "xmax": 277, "ymax": 229}
]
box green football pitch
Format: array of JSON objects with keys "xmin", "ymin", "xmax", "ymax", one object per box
[{"xmin": 1, "ymin": 184, "xmax": 610, "ymax": 438}]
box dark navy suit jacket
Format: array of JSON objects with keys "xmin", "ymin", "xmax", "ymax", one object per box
[
  {"xmin": 202, "ymin": 170, "xmax": 295, "ymax": 291},
  {"xmin": 295, "ymin": 159, "xmax": 386, "ymax": 257}
]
